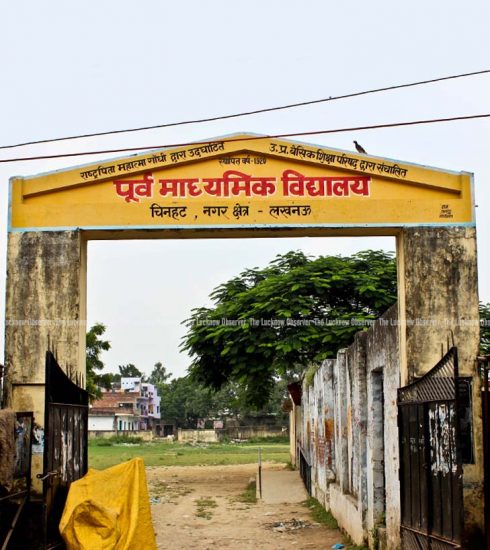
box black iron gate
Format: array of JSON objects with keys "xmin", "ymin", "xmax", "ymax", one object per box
[
  {"xmin": 0, "ymin": 411, "xmax": 33, "ymax": 550},
  {"xmin": 398, "ymin": 347, "xmax": 463, "ymax": 549},
  {"xmin": 478, "ymin": 355, "xmax": 490, "ymax": 550},
  {"xmin": 42, "ymin": 352, "xmax": 88, "ymax": 549},
  {"xmin": 298, "ymin": 446, "xmax": 312, "ymax": 495}
]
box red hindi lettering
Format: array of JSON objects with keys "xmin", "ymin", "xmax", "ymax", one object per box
[
  {"xmin": 349, "ymin": 177, "xmax": 371, "ymax": 196},
  {"xmin": 159, "ymin": 178, "xmax": 200, "ymax": 198},
  {"xmin": 282, "ymin": 169, "xmax": 305, "ymax": 196},
  {"xmin": 113, "ymin": 172, "xmax": 154, "ymax": 203},
  {"xmin": 331, "ymin": 179, "xmax": 350, "ymax": 197}
]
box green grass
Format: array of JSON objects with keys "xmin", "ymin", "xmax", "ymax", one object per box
[
  {"xmin": 89, "ymin": 435, "xmax": 143, "ymax": 446},
  {"xmin": 343, "ymin": 543, "xmax": 369, "ymax": 550},
  {"xmin": 303, "ymin": 497, "xmax": 368, "ymax": 549},
  {"xmin": 237, "ymin": 480, "xmax": 257, "ymax": 504},
  {"xmin": 195, "ymin": 497, "xmax": 218, "ymax": 519},
  {"xmin": 245, "ymin": 435, "xmax": 289, "ymax": 444},
  {"xmin": 303, "ymin": 496, "xmax": 339, "ymax": 529},
  {"xmin": 88, "ymin": 440, "xmax": 290, "ymax": 470}
]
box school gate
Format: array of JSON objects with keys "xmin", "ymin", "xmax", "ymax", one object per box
[{"xmin": 2, "ymin": 134, "xmax": 485, "ymax": 546}]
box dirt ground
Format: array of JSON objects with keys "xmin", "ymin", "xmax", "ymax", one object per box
[{"xmin": 146, "ymin": 463, "xmax": 343, "ymax": 550}]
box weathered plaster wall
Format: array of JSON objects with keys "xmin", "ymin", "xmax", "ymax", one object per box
[
  {"xmin": 4, "ymin": 230, "xmax": 86, "ymax": 491},
  {"xmin": 365, "ymin": 304, "xmax": 400, "ymax": 549},
  {"xmin": 177, "ymin": 429, "xmax": 219, "ymax": 443},
  {"xmin": 299, "ymin": 307, "xmax": 400, "ymax": 548},
  {"xmin": 399, "ymin": 227, "xmax": 479, "ymax": 379},
  {"xmin": 399, "ymin": 227, "xmax": 484, "ymax": 545},
  {"xmin": 295, "ymin": 226, "xmax": 483, "ymax": 547}
]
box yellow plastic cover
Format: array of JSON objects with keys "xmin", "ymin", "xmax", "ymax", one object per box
[{"xmin": 59, "ymin": 457, "xmax": 157, "ymax": 550}]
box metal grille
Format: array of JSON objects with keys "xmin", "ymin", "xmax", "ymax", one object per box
[
  {"xmin": 42, "ymin": 351, "xmax": 88, "ymax": 549},
  {"xmin": 398, "ymin": 347, "xmax": 463, "ymax": 550},
  {"xmin": 478, "ymin": 355, "xmax": 490, "ymax": 549},
  {"xmin": 398, "ymin": 348, "xmax": 457, "ymax": 404},
  {"xmin": 0, "ymin": 412, "xmax": 33, "ymax": 550},
  {"xmin": 298, "ymin": 446, "xmax": 312, "ymax": 495}
]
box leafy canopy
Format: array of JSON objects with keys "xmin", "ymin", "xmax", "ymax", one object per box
[
  {"xmin": 118, "ymin": 363, "xmax": 143, "ymax": 378},
  {"xmin": 154, "ymin": 375, "xmax": 288, "ymax": 427},
  {"xmin": 181, "ymin": 250, "xmax": 397, "ymax": 407},
  {"xmin": 147, "ymin": 362, "xmax": 171, "ymax": 385},
  {"xmin": 86, "ymin": 322, "xmax": 111, "ymax": 400}
]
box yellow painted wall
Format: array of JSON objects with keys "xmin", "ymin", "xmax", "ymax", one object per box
[{"xmin": 10, "ymin": 136, "xmax": 474, "ymax": 232}]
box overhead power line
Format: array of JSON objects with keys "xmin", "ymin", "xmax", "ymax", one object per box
[
  {"xmin": 0, "ymin": 113, "xmax": 489, "ymax": 164},
  {"xmin": 1, "ymin": 69, "xmax": 489, "ymax": 151}
]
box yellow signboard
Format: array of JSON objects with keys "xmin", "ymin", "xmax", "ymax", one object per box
[{"xmin": 9, "ymin": 134, "xmax": 474, "ymax": 232}]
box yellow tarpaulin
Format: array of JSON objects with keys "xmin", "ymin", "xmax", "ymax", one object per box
[{"xmin": 59, "ymin": 457, "xmax": 157, "ymax": 550}]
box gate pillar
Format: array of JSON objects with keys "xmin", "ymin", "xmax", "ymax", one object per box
[
  {"xmin": 397, "ymin": 226, "xmax": 484, "ymax": 545},
  {"xmin": 3, "ymin": 230, "xmax": 86, "ymax": 493}
]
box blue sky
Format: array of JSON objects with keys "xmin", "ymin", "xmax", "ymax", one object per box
[{"xmin": 1, "ymin": 0, "xmax": 489, "ymax": 377}]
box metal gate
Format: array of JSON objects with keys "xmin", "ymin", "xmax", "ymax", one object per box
[
  {"xmin": 397, "ymin": 347, "xmax": 463, "ymax": 549},
  {"xmin": 478, "ymin": 355, "xmax": 490, "ymax": 549},
  {"xmin": 298, "ymin": 446, "xmax": 312, "ymax": 495},
  {"xmin": 42, "ymin": 352, "xmax": 88, "ymax": 549},
  {"xmin": 0, "ymin": 412, "xmax": 33, "ymax": 550}
]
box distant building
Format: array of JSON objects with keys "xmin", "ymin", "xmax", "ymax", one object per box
[{"xmin": 88, "ymin": 377, "xmax": 161, "ymax": 436}]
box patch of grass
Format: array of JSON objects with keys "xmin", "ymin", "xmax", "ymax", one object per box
[
  {"xmin": 89, "ymin": 435, "xmax": 143, "ymax": 446},
  {"xmin": 237, "ymin": 480, "xmax": 257, "ymax": 504},
  {"xmin": 341, "ymin": 533, "xmax": 369, "ymax": 550},
  {"xmin": 246, "ymin": 435, "xmax": 289, "ymax": 444},
  {"xmin": 343, "ymin": 543, "xmax": 369, "ymax": 550},
  {"xmin": 195, "ymin": 497, "xmax": 218, "ymax": 519},
  {"xmin": 284, "ymin": 461, "xmax": 295, "ymax": 470},
  {"xmin": 148, "ymin": 480, "xmax": 193, "ymax": 503},
  {"xmin": 89, "ymin": 438, "xmax": 113, "ymax": 447},
  {"xmin": 88, "ymin": 439, "xmax": 290, "ymax": 469},
  {"xmin": 303, "ymin": 496, "xmax": 338, "ymax": 529}
]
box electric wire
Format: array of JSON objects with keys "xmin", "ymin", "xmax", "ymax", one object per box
[
  {"xmin": 0, "ymin": 69, "xmax": 489, "ymax": 151},
  {"xmin": 0, "ymin": 113, "xmax": 488, "ymax": 164}
]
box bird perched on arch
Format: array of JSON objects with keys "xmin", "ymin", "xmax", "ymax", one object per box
[{"xmin": 353, "ymin": 140, "xmax": 367, "ymax": 154}]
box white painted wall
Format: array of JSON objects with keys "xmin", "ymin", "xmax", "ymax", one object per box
[
  {"xmin": 297, "ymin": 306, "xmax": 400, "ymax": 549},
  {"xmin": 88, "ymin": 415, "xmax": 115, "ymax": 431}
]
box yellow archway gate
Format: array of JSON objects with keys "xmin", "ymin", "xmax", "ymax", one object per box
[
  {"xmin": 10, "ymin": 133, "xmax": 473, "ymax": 231},
  {"xmin": 4, "ymin": 134, "xmax": 484, "ymax": 541}
]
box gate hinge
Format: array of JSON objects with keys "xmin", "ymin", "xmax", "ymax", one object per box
[{"xmin": 36, "ymin": 470, "xmax": 60, "ymax": 481}]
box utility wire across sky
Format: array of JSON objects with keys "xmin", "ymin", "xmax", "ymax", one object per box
[
  {"xmin": 0, "ymin": 113, "xmax": 489, "ymax": 164},
  {"xmin": 0, "ymin": 69, "xmax": 489, "ymax": 152}
]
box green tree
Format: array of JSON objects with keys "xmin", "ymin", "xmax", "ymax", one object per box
[
  {"xmin": 181, "ymin": 250, "xmax": 397, "ymax": 408},
  {"xmin": 157, "ymin": 376, "xmax": 217, "ymax": 424},
  {"xmin": 86, "ymin": 323, "xmax": 111, "ymax": 400},
  {"xmin": 147, "ymin": 362, "xmax": 172, "ymax": 385},
  {"xmin": 118, "ymin": 363, "xmax": 143, "ymax": 378},
  {"xmin": 481, "ymin": 302, "xmax": 490, "ymax": 355}
]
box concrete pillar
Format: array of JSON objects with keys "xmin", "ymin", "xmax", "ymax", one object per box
[
  {"xmin": 397, "ymin": 226, "xmax": 484, "ymax": 545},
  {"xmin": 3, "ymin": 230, "xmax": 86, "ymax": 492}
]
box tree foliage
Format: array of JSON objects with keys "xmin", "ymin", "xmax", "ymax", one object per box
[
  {"xmin": 181, "ymin": 250, "xmax": 398, "ymax": 407},
  {"xmin": 86, "ymin": 322, "xmax": 111, "ymax": 400},
  {"xmin": 147, "ymin": 362, "xmax": 171, "ymax": 385},
  {"xmin": 157, "ymin": 377, "xmax": 220, "ymax": 424},
  {"xmin": 118, "ymin": 364, "xmax": 143, "ymax": 378},
  {"xmin": 156, "ymin": 376, "xmax": 288, "ymax": 427}
]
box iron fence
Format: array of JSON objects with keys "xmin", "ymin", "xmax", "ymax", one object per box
[
  {"xmin": 478, "ymin": 355, "xmax": 490, "ymax": 550},
  {"xmin": 298, "ymin": 446, "xmax": 312, "ymax": 495},
  {"xmin": 398, "ymin": 347, "xmax": 463, "ymax": 549}
]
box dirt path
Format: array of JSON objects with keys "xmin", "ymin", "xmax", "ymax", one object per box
[{"xmin": 147, "ymin": 463, "xmax": 343, "ymax": 550}]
